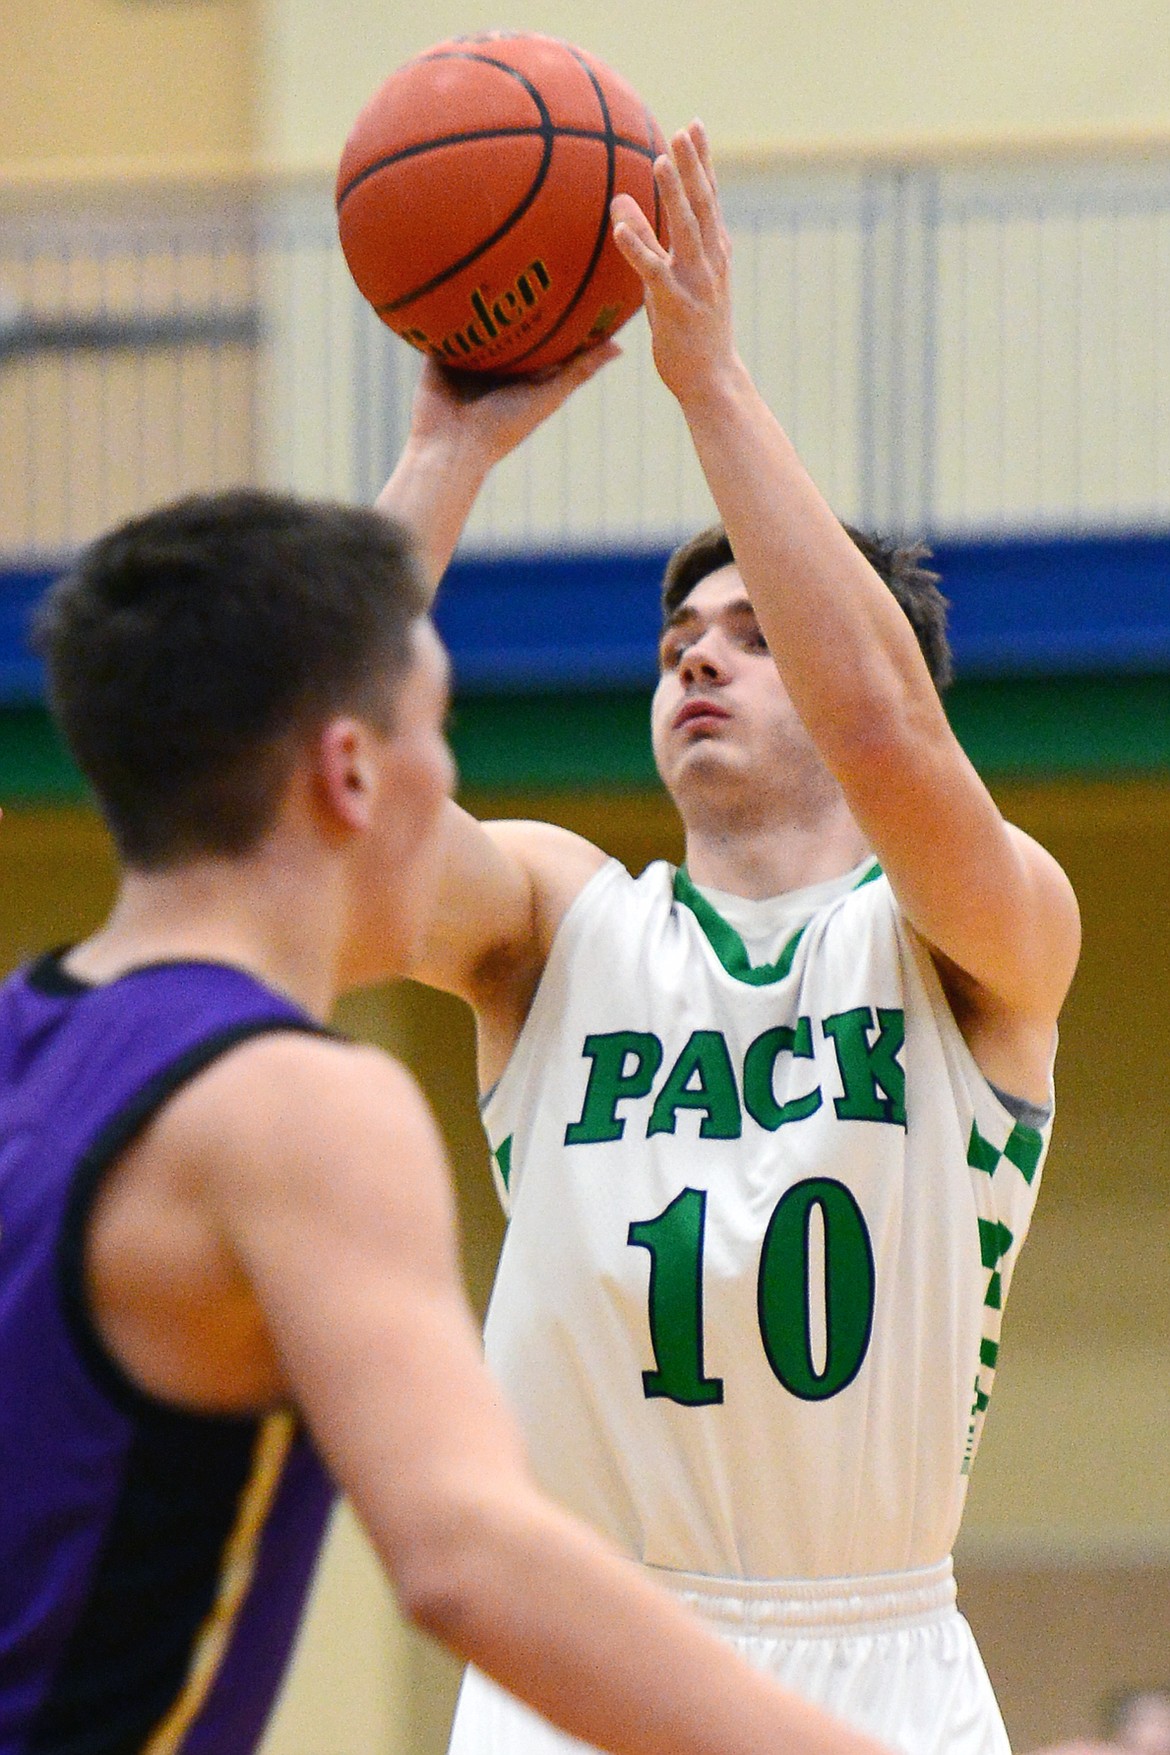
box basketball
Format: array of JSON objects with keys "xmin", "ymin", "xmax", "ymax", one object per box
[{"xmin": 335, "ymin": 33, "xmax": 666, "ymax": 376}]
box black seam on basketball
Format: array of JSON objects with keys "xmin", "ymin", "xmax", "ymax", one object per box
[
  {"xmin": 410, "ymin": 46, "xmax": 657, "ymax": 169},
  {"xmin": 337, "ymin": 125, "xmax": 657, "ymax": 211},
  {"xmin": 371, "ymin": 61, "xmax": 558, "ymax": 314},
  {"xmin": 644, "ymin": 103, "xmax": 663, "ymax": 238},
  {"xmin": 374, "ymin": 147, "xmax": 553, "ymax": 315},
  {"xmin": 339, "ymin": 50, "xmax": 547, "ymax": 208},
  {"xmin": 364, "ymin": 134, "xmax": 658, "ymax": 319},
  {"xmin": 503, "ymin": 45, "xmax": 619, "ymax": 371},
  {"xmin": 563, "ymin": 127, "xmax": 656, "ymax": 156},
  {"xmin": 340, "ymin": 127, "xmax": 546, "ymax": 207}
]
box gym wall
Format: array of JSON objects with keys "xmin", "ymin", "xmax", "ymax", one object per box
[
  {"xmin": 0, "ymin": 0, "xmax": 255, "ymax": 166},
  {"xmin": 257, "ymin": 0, "xmax": 1170, "ymax": 170}
]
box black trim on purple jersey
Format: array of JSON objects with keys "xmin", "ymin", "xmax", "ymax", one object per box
[
  {"xmin": 26, "ymin": 948, "xmax": 90, "ymax": 997},
  {"xmin": 30, "ymin": 1011, "xmax": 330, "ymax": 1754},
  {"xmin": 27, "ymin": 1409, "xmax": 259, "ymax": 1755},
  {"xmin": 27, "ymin": 950, "xmax": 313, "ymax": 1006},
  {"xmin": 57, "ymin": 1015, "xmax": 326, "ymax": 1420}
]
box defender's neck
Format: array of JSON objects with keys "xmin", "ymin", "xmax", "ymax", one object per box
[{"xmin": 64, "ymin": 846, "xmax": 342, "ymax": 1022}]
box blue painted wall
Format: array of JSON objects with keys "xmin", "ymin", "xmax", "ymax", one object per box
[
  {"xmin": 0, "ymin": 567, "xmax": 56, "ymax": 704},
  {"xmin": 4, "ymin": 532, "xmax": 1170, "ymax": 704},
  {"xmin": 440, "ymin": 532, "xmax": 1170, "ymax": 689}
]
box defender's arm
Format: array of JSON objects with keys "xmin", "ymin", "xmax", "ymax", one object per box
[
  {"xmin": 614, "ymin": 128, "xmax": 1080, "ymax": 1046},
  {"xmin": 191, "ymin": 1035, "xmax": 889, "ymax": 1755}
]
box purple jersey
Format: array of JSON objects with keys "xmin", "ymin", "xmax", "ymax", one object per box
[{"xmin": 0, "ymin": 953, "xmax": 337, "ymax": 1755}]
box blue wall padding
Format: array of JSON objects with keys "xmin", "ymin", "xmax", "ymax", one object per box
[
  {"xmin": 435, "ymin": 532, "xmax": 1170, "ymax": 691},
  {"xmin": 0, "ymin": 568, "xmax": 57, "ymax": 704},
  {"xmin": 435, "ymin": 548, "xmax": 670, "ymax": 689},
  {"xmin": 931, "ymin": 533, "xmax": 1170, "ymax": 674},
  {"xmin": 2, "ymin": 533, "xmax": 1169, "ymax": 704}
]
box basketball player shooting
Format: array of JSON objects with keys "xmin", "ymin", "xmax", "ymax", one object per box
[
  {"xmin": 377, "ymin": 121, "xmax": 1082, "ymax": 1755},
  {"xmin": 0, "ymin": 491, "xmax": 895, "ymax": 1755}
]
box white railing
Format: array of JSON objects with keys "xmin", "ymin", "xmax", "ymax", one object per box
[{"xmin": 3, "ymin": 139, "xmax": 1170, "ymax": 559}]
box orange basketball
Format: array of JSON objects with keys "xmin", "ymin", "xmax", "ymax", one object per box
[{"xmin": 336, "ymin": 33, "xmax": 666, "ymax": 376}]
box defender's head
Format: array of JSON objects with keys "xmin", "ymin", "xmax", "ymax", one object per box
[
  {"xmin": 650, "ymin": 521, "xmax": 952, "ymax": 830},
  {"xmin": 36, "ymin": 489, "xmax": 453, "ymax": 971}
]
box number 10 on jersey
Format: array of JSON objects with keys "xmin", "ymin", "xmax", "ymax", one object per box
[{"xmin": 627, "ymin": 1181, "xmax": 876, "ymax": 1407}]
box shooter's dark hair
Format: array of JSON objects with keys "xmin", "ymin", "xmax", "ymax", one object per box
[
  {"xmin": 35, "ymin": 489, "xmax": 429, "ymax": 870},
  {"xmin": 661, "ymin": 520, "xmax": 953, "ymax": 692}
]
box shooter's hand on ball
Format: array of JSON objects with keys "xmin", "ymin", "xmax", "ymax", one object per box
[
  {"xmin": 408, "ymin": 345, "xmax": 620, "ymax": 470},
  {"xmin": 377, "ymin": 342, "xmax": 619, "ymax": 591},
  {"xmin": 611, "ymin": 120, "xmax": 739, "ymax": 405}
]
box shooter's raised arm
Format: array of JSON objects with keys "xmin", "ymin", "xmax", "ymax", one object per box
[
  {"xmin": 377, "ymin": 347, "xmax": 618, "ymax": 592},
  {"xmin": 371, "ymin": 351, "xmax": 615, "ymax": 1076},
  {"xmin": 612, "ymin": 123, "xmax": 1079, "ymax": 1098}
]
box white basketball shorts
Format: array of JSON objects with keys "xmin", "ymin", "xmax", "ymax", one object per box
[{"xmin": 446, "ymin": 1558, "xmax": 1010, "ymax": 1755}]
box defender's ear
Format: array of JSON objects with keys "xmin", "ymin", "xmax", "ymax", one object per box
[{"xmin": 315, "ymin": 717, "xmax": 380, "ymax": 832}]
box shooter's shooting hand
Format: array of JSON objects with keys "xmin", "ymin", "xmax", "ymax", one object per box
[
  {"xmin": 406, "ymin": 342, "xmax": 620, "ymax": 471},
  {"xmin": 377, "ymin": 342, "xmax": 617, "ymax": 591},
  {"xmin": 611, "ymin": 120, "xmax": 739, "ymax": 407}
]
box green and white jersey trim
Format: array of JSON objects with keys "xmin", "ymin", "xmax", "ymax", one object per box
[
  {"xmin": 671, "ymin": 859, "xmax": 883, "ymax": 986},
  {"xmin": 480, "ymin": 856, "xmax": 1054, "ymax": 1582},
  {"xmin": 960, "ymin": 1102, "xmax": 1046, "ymax": 1473}
]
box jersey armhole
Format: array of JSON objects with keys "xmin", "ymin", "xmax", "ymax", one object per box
[
  {"xmin": 479, "ymin": 857, "xmax": 629, "ymax": 1152},
  {"xmin": 896, "ymin": 907, "xmax": 1056, "ymax": 1137},
  {"xmin": 58, "ymin": 1018, "xmax": 329, "ymax": 1423}
]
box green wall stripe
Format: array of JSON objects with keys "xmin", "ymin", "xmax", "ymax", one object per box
[
  {"xmin": 0, "ymin": 708, "xmax": 89, "ymax": 805},
  {"xmin": 3, "ymin": 674, "xmax": 1169, "ymax": 805},
  {"xmin": 448, "ymin": 691, "xmax": 657, "ymax": 791},
  {"xmin": 946, "ymin": 675, "xmax": 1170, "ymax": 775},
  {"xmin": 449, "ymin": 675, "xmax": 1170, "ymax": 789}
]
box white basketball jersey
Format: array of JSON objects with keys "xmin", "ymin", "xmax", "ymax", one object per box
[{"xmin": 480, "ymin": 856, "xmax": 1052, "ymax": 1582}]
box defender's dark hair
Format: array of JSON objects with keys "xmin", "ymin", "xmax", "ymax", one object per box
[
  {"xmin": 35, "ymin": 489, "xmax": 429, "ymax": 869},
  {"xmin": 661, "ymin": 520, "xmax": 953, "ymax": 692}
]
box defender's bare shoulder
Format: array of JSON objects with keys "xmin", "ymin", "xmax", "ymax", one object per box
[{"xmin": 86, "ymin": 1030, "xmax": 461, "ymax": 1413}]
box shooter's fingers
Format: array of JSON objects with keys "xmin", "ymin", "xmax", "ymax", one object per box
[
  {"xmin": 540, "ymin": 337, "xmax": 623, "ymax": 389},
  {"xmin": 612, "ymin": 220, "xmax": 671, "ymax": 290},
  {"xmin": 674, "ymin": 123, "xmax": 724, "ymax": 264},
  {"xmin": 654, "ymin": 142, "xmax": 704, "ymax": 268},
  {"xmin": 689, "ymin": 119, "xmax": 719, "ymax": 196},
  {"xmin": 611, "ymin": 191, "xmax": 664, "ymax": 254},
  {"xmin": 574, "ymin": 336, "xmax": 623, "ymax": 375},
  {"xmin": 611, "ymin": 192, "xmax": 669, "ymax": 283}
]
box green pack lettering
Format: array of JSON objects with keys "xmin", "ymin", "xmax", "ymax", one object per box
[
  {"xmin": 822, "ymin": 1006, "xmax": 906, "ymax": 1127},
  {"xmin": 742, "ymin": 1018, "xmax": 823, "ymax": 1130},
  {"xmin": 646, "ymin": 1030, "xmax": 742, "ymax": 1139},
  {"xmin": 564, "ymin": 1032, "xmax": 665, "ymax": 1144}
]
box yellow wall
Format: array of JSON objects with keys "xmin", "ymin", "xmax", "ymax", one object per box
[
  {"xmin": 12, "ymin": 1, "xmax": 1166, "ymax": 190},
  {"xmin": 0, "ymin": 0, "xmax": 255, "ymax": 165},
  {"xmin": 258, "ymin": 0, "xmax": 1170, "ymax": 171},
  {"xmin": 0, "ymin": 807, "xmax": 117, "ymax": 966}
]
